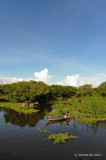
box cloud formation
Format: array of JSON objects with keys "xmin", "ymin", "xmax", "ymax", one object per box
[
  {"xmin": 0, "ymin": 68, "xmax": 106, "ymax": 87},
  {"xmin": 34, "ymin": 68, "xmax": 52, "ymax": 84},
  {"xmin": 0, "ymin": 77, "xmax": 24, "ymax": 84},
  {"xmin": 57, "ymin": 73, "xmax": 106, "ymax": 87},
  {"xmin": 57, "ymin": 74, "xmax": 80, "ymax": 87}
]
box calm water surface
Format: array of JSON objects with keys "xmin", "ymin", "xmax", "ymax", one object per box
[{"xmin": 0, "ymin": 108, "xmax": 106, "ymax": 160}]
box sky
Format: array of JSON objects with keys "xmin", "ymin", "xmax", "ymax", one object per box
[{"xmin": 0, "ymin": 0, "xmax": 106, "ymax": 87}]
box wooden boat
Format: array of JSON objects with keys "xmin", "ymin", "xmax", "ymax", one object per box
[
  {"xmin": 47, "ymin": 117, "xmax": 70, "ymax": 122},
  {"xmin": 45, "ymin": 117, "xmax": 70, "ymax": 126}
]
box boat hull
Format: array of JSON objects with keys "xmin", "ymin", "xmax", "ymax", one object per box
[{"xmin": 48, "ymin": 117, "xmax": 70, "ymax": 122}]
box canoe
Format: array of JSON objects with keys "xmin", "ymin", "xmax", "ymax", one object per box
[
  {"xmin": 45, "ymin": 116, "xmax": 70, "ymax": 126},
  {"xmin": 48, "ymin": 117, "xmax": 70, "ymax": 122}
]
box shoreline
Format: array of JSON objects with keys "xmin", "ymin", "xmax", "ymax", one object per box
[{"xmin": 0, "ymin": 102, "xmax": 39, "ymax": 114}]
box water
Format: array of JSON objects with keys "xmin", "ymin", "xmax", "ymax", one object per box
[{"xmin": 0, "ymin": 108, "xmax": 106, "ymax": 160}]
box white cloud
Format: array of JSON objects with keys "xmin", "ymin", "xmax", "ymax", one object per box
[
  {"xmin": 0, "ymin": 69, "xmax": 106, "ymax": 87},
  {"xmin": 57, "ymin": 74, "xmax": 106, "ymax": 87},
  {"xmin": 0, "ymin": 77, "xmax": 32, "ymax": 84},
  {"xmin": 0, "ymin": 77, "xmax": 24, "ymax": 84},
  {"xmin": 57, "ymin": 74, "xmax": 80, "ymax": 87},
  {"xmin": 34, "ymin": 68, "xmax": 52, "ymax": 84}
]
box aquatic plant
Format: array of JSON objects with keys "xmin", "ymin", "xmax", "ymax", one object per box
[
  {"xmin": 48, "ymin": 100, "xmax": 71, "ymax": 118},
  {"xmin": 38, "ymin": 128, "xmax": 78, "ymax": 144},
  {"xmin": 38, "ymin": 128, "xmax": 50, "ymax": 133},
  {"xmin": 47, "ymin": 132, "xmax": 77, "ymax": 144},
  {"xmin": 47, "ymin": 96, "xmax": 106, "ymax": 124},
  {"xmin": 0, "ymin": 102, "xmax": 39, "ymax": 114},
  {"xmin": 71, "ymin": 96, "xmax": 106, "ymax": 115},
  {"xmin": 76, "ymin": 116, "xmax": 106, "ymax": 124}
]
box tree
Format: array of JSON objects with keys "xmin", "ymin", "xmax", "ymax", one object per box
[
  {"xmin": 96, "ymin": 82, "xmax": 106, "ymax": 97},
  {"xmin": 77, "ymin": 84, "xmax": 93, "ymax": 97}
]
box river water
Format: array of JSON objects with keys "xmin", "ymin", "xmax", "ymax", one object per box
[{"xmin": 0, "ymin": 108, "xmax": 106, "ymax": 160}]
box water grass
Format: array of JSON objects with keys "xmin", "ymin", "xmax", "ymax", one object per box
[
  {"xmin": 71, "ymin": 96, "xmax": 106, "ymax": 116},
  {"xmin": 47, "ymin": 100, "xmax": 71, "ymax": 117},
  {"xmin": 75, "ymin": 116, "xmax": 106, "ymax": 124},
  {"xmin": 47, "ymin": 132, "xmax": 77, "ymax": 144},
  {"xmin": 48, "ymin": 96, "xmax": 106, "ymax": 123},
  {"xmin": 38, "ymin": 128, "xmax": 50, "ymax": 133},
  {"xmin": 0, "ymin": 102, "xmax": 39, "ymax": 114},
  {"xmin": 38, "ymin": 128, "xmax": 78, "ymax": 144}
]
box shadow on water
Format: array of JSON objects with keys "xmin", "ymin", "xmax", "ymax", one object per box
[
  {"xmin": 0, "ymin": 107, "xmax": 106, "ymax": 160},
  {"xmin": 0, "ymin": 106, "xmax": 51, "ymax": 127},
  {"xmin": 45, "ymin": 118, "xmax": 71, "ymax": 126},
  {"xmin": 82, "ymin": 122, "xmax": 106, "ymax": 135},
  {"xmin": 45, "ymin": 117, "xmax": 106, "ymax": 138},
  {"xmin": 0, "ymin": 106, "xmax": 106, "ymax": 135}
]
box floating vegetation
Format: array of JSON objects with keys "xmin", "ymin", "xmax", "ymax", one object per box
[
  {"xmin": 48, "ymin": 96, "xmax": 106, "ymax": 124},
  {"xmin": 76, "ymin": 116, "xmax": 106, "ymax": 124},
  {"xmin": 0, "ymin": 102, "xmax": 39, "ymax": 114},
  {"xmin": 47, "ymin": 132, "xmax": 77, "ymax": 144},
  {"xmin": 38, "ymin": 128, "xmax": 50, "ymax": 133},
  {"xmin": 71, "ymin": 96, "xmax": 106, "ymax": 116},
  {"xmin": 38, "ymin": 128, "xmax": 78, "ymax": 144}
]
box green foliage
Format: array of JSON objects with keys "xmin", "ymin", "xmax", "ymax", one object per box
[
  {"xmin": 1, "ymin": 80, "xmax": 106, "ymax": 104},
  {"xmin": 96, "ymin": 81, "xmax": 106, "ymax": 97},
  {"xmin": 0, "ymin": 102, "xmax": 39, "ymax": 114},
  {"xmin": 48, "ymin": 100, "xmax": 67, "ymax": 117},
  {"xmin": 1, "ymin": 80, "xmax": 106, "ymax": 118},
  {"xmin": 47, "ymin": 132, "xmax": 77, "ymax": 144},
  {"xmin": 38, "ymin": 128, "xmax": 50, "ymax": 133},
  {"xmin": 48, "ymin": 95, "xmax": 106, "ymax": 123},
  {"xmin": 76, "ymin": 116, "xmax": 106, "ymax": 124},
  {"xmin": 0, "ymin": 84, "xmax": 4, "ymax": 96},
  {"xmin": 71, "ymin": 96, "xmax": 106, "ymax": 116},
  {"xmin": 38, "ymin": 128, "xmax": 78, "ymax": 144},
  {"xmin": 50, "ymin": 85, "xmax": 77, "ymax": 98},
  {"xmin": 77, "ymin": 84, "xmax": 93, "ymax": 97},
  {"xmin": 1, "ymin": 81, "xmax": 50, "ymax": 103}
]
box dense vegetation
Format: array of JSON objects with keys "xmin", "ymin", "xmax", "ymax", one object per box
[
  {"xmin": 0, "ymin": 80, "xmax": 106, "ymax": 103},
  {"xmin": 48, "ymin": 95, "xmax": 106, "ymax": 123},
  {"xmin": 0, "ymin": 80, "xmax": 106, "ymax": 122},
  {"xmin": 0, "ymin": 102, "xmax": 39, "ymax": 114},
  {"xmin": 0, "ymin": 81, "xmax": 50, "ymax": 103}
]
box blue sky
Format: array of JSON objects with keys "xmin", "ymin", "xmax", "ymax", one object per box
[{"xmin": 0, "ymin": 0, "xmax": 106, "ymax": 86}]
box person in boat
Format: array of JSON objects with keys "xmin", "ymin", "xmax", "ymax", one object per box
[{"xmin": 64, "ymin": 111, "xmax": 70, "ymax": 118}]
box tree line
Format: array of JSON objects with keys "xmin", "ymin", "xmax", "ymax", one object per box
[{"xmin": 0, "ymin": 80, "xmax": 106, "ymax": 103}]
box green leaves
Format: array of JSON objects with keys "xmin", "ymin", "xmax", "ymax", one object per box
[
  {"xmin": 0, "ymin": 102, "xmax": 39, "ymax": 114},
  {"xmin": 1, "ymin": 80, "xmax": 50, "ymax": 103},
  {"xmin": 38, "ymin": 128, "xmax": 50, "ymax": 133},
  {"xmin": 97, "ymin": 81, "xmax": 106, "ymax": 97},
  {"xmin": 50, "ymin": 85, "xmax": 77, "ymax": 98},
  {"xmin": 47, "ymin": 132, "xmax": 77, "ymax": 144},
  {"xmin": 38, "ymin": 128, "xmax": 78, "ymax": 144}
]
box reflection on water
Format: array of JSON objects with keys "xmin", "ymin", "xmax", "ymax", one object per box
[
  {"xmin": 46, "ymin": 119, "xmax": 70, "ymax": 126},
  {"xmin": 82, "ymin": 122, "xmax": 106, "ymax": 135},
  {"xmin": 0, "ymin": 108, "xmax": 47, "ymax": 127},
  {"xmin": 0, "ymin": 108, "xmax": 106, "ymax": 160},
  {"xmin": 0, "ymin": 107, "xmax": 106, "ymax": 134}
]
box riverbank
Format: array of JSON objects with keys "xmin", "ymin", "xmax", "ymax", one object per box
[
  {"xmin": 0, "ymin": 96, "xmax": 106, "ymax": 123},
  {"xmin": 0, "ymin": 102, "xmax": 39, "ymax": 114},
  {"xmin": 48, "ymin": 96, "xmax": 106, "ymax": 123}
]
